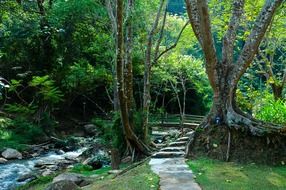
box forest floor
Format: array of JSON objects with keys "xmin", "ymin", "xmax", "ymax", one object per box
[{"xmin": 187, "ymin": 157, "xmax": 286, "ymax": 190}]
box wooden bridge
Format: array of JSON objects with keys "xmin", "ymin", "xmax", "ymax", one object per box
[{"xmin": 149, "ymin": 114, "xmax": 205, "ymax": 129}]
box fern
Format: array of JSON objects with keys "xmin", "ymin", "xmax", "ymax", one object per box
[{"xmin": 29, "ymin": 75, "xmax": 63, "ymax": 104}]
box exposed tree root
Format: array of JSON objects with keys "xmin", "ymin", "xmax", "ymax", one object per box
[
  {"xmin": 226, "ymin": 109, "xmax": 286, "ymax": 136},
  {"xmin": 186, "ymin": 121, "xmax": 286, "ymax": 164}
]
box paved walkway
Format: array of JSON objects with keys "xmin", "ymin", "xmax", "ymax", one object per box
[{"xmin": 149, "ymin": 131, "xmax": 201, "ymax": 190}]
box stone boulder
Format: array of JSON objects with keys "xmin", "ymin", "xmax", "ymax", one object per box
[
  {"xmin": 82, "ymin": 157, "xmax": 103, "ymax": 170},
  {"xmin": 42, "ymin": 169, "xmax": 55, "ymax": 177},
  {"xmin": 0, "ymin": 157, "xmax": 8, "ymax": 164},
  {"xmin": 17, "ymin": 173, "xmax": 37, "ymax": 182},
  {"xmin": 45, "ymin": 180, "xmax": 81, "ymax": 190},
  {"xmin": 84, "ymin": 124, "xmax": 99, "ymax": 136},
  {"xmin": 1, "ymin": 148, "xmax": 22, "ymax": 159},
  {"xmin": 53, "ymin": 173, "xmax": 90, "ymax": 187}
]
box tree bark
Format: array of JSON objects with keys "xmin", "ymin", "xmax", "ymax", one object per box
[
  {"xmin": 106, "ymin": 0, "xmax": 119, "ymax": 111},
  {"xmin": 116, "ymin": 0, "xmax": 150, "ymax": 155},
  {"xmin": 125, "ymin": 0, "xmax": 134, "ymax": 111}
]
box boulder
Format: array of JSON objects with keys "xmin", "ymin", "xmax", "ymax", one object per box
[
  {"xmin": 35, "ymin": 160, "xmax": 55, "ymax": 168},
  {"xmin": 108, "ymin": 170, "xmax": 122, "ymax": 175},
  {"xmin": 45, "ymin": 180, "xmax": 81, "ymax": 190},
  {"xmin": 0, "ymin": 157, "xmax": 8, "ymax": 164},
  {"xmin": 53, "ymin": 173, "xmax": 90, "ymax": 187},
  {"xmin": 17, "ymin": 173, "xmax": 37, "ymax": 182},
  {"xmin": 1, "ymin": 148, "xmax": 22, "ymax": 159},
  {"xmin": 42, "ymin": 169, "xmax": 55, "ymax": 176},
  {"xmin": 84, "ymin": 124, "xmax": 99, "ymax": 136},
  {"xmin": 82, "ymin": 157, "xmax": 102, "ymax": 170}
]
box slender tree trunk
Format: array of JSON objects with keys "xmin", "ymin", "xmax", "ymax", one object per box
[
  {"xmin": 170, "ymin": 81, "xmax": 183, "ymax": 126},
  {"xmin": 125, "ymin": 0, "xmax": 134, "ymax": 111},
  {"xmin": 106, "ymin": 0, "xmax": 119, "ymax": 111},
  {"xmin": 116, "ymin": 0, "xmax": 150, "ymax": 156},
  {"xmin": 181, "ymin": 80, "xmax": 186, "ymax": 127},
  {"xmin": 37, "ymin": 0, "xmax": 53, "ymax": 71},
  {"xmin": 143, "ymin": 0, "xmax": 165, "ymax": 142}
]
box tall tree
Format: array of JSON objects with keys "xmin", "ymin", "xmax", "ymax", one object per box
[
  {"xmin": 184, "ymin": 0, "xmax": 284, "ymax": 135},
  {"xmin": 116, "ymin": 0, "xmax": 150, "ymax": 155}
]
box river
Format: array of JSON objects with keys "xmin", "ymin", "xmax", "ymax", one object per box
[{"xmin": 0, "ymin": 148, "xmax": 85, "ymax": 190}]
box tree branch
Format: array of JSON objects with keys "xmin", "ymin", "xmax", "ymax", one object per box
[
  {"xmin": 184, "ymin": 0, "xmax": 202, "ymax": 44},
  {"xmin": 222, "ymin": 0, "xmax": 245, "ymax": 64},
  {"xmin": 187, "ymin": 0, "xmax": 218, "ymax": 90},
  {"xmin": 155, "ymin": 20, "xmax": 190, "ymax": 62},
  {"xmin": 154, "ymin": 6, "xmax": 168, "ymax": 61},
  {"xmin": 234, "ymin": 0, "xmax": 284, "ymax": 82},
  {"xmin": 106, "ymin": 0, "xmax": 117, "ymax": 35}
]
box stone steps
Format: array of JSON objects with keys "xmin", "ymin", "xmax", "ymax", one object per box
[
  {"xmin": 149, "ymin": 130, "xmax": 201, "ymax": 190},
  {"xmin": 152, "ymin": 151, "xmax": 185, "ymax": 158},
  {"xmin": 149, "ymin": 157, "xmax": 201, "ymax": 190},
  {"xmin": 161, "ymin": 146, "xmax": 185, "ymax": 152},
  {"xmin": 168, "ymin": 141, "xmax": 187, "ymax": 147},
  {"xmin": 177, "ymin": 137, "xmax": 189, "ymax": 142},
  {"xmin": 186, "ymin": 131, "xmax": 195, "ymax": 136}
]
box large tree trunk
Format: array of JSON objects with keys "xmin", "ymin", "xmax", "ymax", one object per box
[{"xmin": 187, "ymin": 65, "xmax": 286, "ymax": 163}]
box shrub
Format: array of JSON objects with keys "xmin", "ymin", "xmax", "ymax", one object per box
[
  {"xmin": 9, "ymin": 118, "xmax": 46, "ymax": 143},
  {"xmin": 254, "ymin": 95, "xmax": 286, "ymax": 125}
]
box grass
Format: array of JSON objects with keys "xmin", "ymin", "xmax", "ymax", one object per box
[
  {"xmin": 83, "ymin": 162, "xmax": 159, "ymax": 190},
  {"xmin": 187, "ymin": 157, "xmax": 286, "ymax": 190}
]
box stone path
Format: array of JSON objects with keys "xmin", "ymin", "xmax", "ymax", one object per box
[{"xmin": 149, "ymin": 130, "xmax": 201, "ymax": 190}]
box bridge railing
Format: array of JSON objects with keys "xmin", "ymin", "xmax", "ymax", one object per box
[{"xmin": 149, "ymin": 113, "xmax": 205, "ymax": 126}]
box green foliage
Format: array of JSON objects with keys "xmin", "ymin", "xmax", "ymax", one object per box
[
  {"xmin": 63, "ymin": 59, "xmax": 112, "ymax": 92},
  {"xmin": 153, "ymin": 53, "xmax": 212, "ymax": 113},
  {"xmin": 254, "ymin": 95, "xmax": 286, "ymax": 125},
  {"xmin": 8, "ymin": 118, "xmax": 45, "ymax": 143},
  {"xmin": 4, "ymin": 104, "xmax": 36, "ymax": 117},
  {"xmin": 29, "ymin": 75, "xmax": 63, "ymax": 105},
  {"xmin": 0, "ymin": 117, "xmax": 11, "ymax": 129},
  {"xmin": 237, "ymin": 88, "xmax": 286, "ymax": 125},
  {"xmin": 0, "ymin": 117, "xmax": 45, "ymax": 151}
]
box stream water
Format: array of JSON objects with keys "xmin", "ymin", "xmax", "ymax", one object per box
[{"xmin": 0, "ymin": 148, "xmax": 85, "ymax": 190}]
